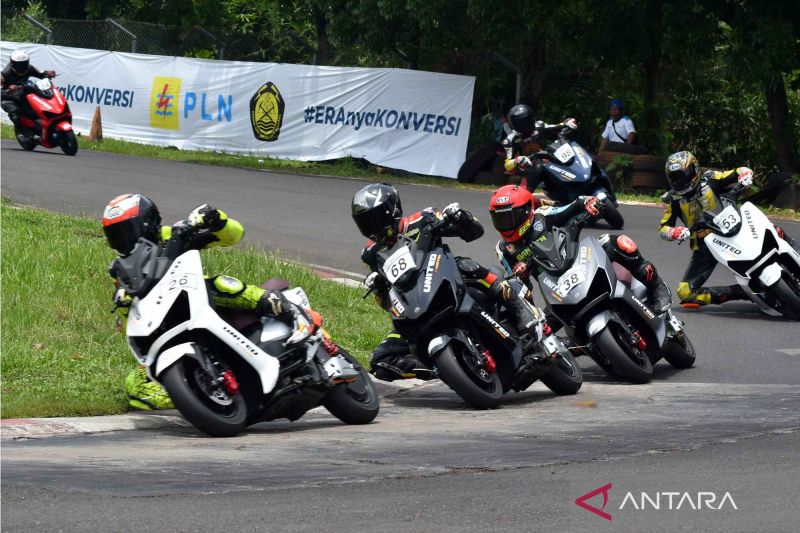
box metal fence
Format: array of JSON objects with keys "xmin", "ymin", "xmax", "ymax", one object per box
[{"xmin": 6, "ymin": 15, "xmax": 224, "ymax": 59}]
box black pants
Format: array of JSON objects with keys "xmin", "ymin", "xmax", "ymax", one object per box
[
  {"xmin": 676, "ymin": 244, "xmax": 747, "ymax": 305},
  {"xmin": 1, "ymin": 92, "xmax": 36, "ymax": 126}
]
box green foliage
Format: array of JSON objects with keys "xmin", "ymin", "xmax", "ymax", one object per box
[
  {"xmin": 0, "ymin": 0, "xmax": 50, "ymax": 43},
  {"xmin": 605, "ymin": 155, "xmax": 635, "ymax": 190}
]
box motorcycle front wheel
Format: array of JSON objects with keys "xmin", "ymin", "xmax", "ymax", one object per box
[
  {"xmin": 323, "ymin": 350, "xmax": 380, "ymax": 424},
  {"xmin": 593, "ymin": 324, "xmax": 653, "ymax": 384},
  {"xmin": 769, "ymin": 277, "xmax": 800, "ymax": 319},
  {"xmin": 162, "ymin": 357, "xmax": 247, "ymax": 437},
  {"xmin": 662, "ymin": 332, "xmax": 696, "ymax": 369},
  {"xmin": 435, "ymin": 345, "xmax": 503, "ymax": 409},
  {"xmin": 60, "ymin": 130, "xmax": 78, "ymax": 156},
  {"xmin": 540, "ymin": 346, "xmax": 583, "ymax": 394}
]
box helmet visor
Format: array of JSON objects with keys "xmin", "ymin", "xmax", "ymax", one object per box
[
  {"xmin": 668, "ymin": 166, "xmax": 697, "ymax": 194},
  {"xmin": 104, "ymin": 218, "xmax": 146, "ymax": 255},
  {"xmin": 353, "ymin": 206, "xmax": 395, "ymax": 241},
  {"xmin": 490, "ymin": 204, "xmax": 531, "ymax": 232}
]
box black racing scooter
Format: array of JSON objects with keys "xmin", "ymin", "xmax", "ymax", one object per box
[
  {"xmin": 525, "ymin": 128, "xmax": 624, "ymax": 229},
  {"xmin": 368, "ymin": 216, "xmax": 582, "ymax": 408},
  {"xmin": 526, "ymin": 212, "xmax": 695, "ymax": 383}
]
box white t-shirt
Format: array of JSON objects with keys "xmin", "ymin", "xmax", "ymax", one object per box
[{"xmin": 601, "ymin": 116, "xmax": 636, "ymax": 142}]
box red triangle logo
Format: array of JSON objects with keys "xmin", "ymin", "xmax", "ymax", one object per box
[{"xmin": 575, "ymin": 482, "xmax": 613, "ymax": 521}]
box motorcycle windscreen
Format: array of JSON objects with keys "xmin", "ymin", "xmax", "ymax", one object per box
[
  {"xmin": 392, "ymin": 249, "xmax": 459, "ymax": 322},
  {"xmin": 704, "ymin": 203, "xmax": 775, "ymax": 268},
  {"xmin": 537, "ymin": 236, "xmax": 612, "ymax": 308}
]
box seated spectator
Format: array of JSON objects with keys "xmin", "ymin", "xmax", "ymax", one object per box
[{"xmin": 599, "ymin": 98, "xmax": 636, "ymax": 151}]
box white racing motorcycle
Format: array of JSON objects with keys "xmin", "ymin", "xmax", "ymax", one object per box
[
  {"xmin": 691, "ymin": 184, "xmax": 800, "ymax": 318},
  {"xmin": 117, "ymin": 230, "xmax": 379, "ymax": 437}
]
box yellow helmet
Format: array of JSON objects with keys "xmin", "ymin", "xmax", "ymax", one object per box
[{"xmin": 665, "ymin": 151, "xmax": 701, "ymax": 195}]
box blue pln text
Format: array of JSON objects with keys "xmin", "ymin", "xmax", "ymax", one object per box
[{"xmin": 304, "ymin": 105, "xmax": 462, "ymax": 136}]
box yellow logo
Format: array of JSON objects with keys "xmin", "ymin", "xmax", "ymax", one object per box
[
  {"xmin": 250, "ymin": 82, "xmax": 285, "ymax": 142},
  {"xmin": 150, "ymin": 76, "xmax": 181, "ymax": 130}
]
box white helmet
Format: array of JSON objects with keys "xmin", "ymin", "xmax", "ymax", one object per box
[{"xmin": 10, "ymin": 50, "xmax": 30, "ymax": 75}]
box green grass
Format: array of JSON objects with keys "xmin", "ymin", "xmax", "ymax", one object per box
[{"xmin": 0, "ymin": 200, "xmax": 391, "ymax": 419}]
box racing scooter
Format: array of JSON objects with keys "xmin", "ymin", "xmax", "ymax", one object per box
[
  {"xmin": 369, "ymin": 215, "xmax": 582, "ymax": 409},
  {"xmin": 688, "ymin": 184, "xmax": 800, "ymax": 318},
  {"xmin": 526, "ymin": 128, "xmax": 623, "ymax": 229},
  {"xmin": 11, "ymin": 77, "xmax": 77, "ymax": 155},
  {"xmin": 115, "ymin": 225, "xmax": 379, "ymax": 437},
  {"xmin": 528, "ymin": 211, "xmax": 695, "ymax": 383}
]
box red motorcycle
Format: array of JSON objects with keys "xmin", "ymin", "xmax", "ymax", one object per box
[{"xmin": 11, "ymin": 77, "xmax": 77, "ymax": 156}]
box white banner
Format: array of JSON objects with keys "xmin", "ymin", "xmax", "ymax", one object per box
[{"xmin": 1, "ymin": 42, "xmax": 474, "ymax": 178}]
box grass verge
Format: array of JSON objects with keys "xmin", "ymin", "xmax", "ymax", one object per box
[
  {"xmin": 3, "ymin": 122, "xmax": 796, "ymax": 220},
  {"xmin": 0, "ymin": 200, "xmax": 390, "ymax": 419}
]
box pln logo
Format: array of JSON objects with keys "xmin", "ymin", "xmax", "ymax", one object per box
[
  {"xmin": 250, "ymin": 82, "xmax": 285, "ymax": 142},
  {"xmin": 150, "ymin": 76, "xmax": 181, "ymax": 130}
]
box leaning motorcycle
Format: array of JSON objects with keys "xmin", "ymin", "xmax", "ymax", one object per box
[
  {"xmin": 369, "ymin": 216, "xmax": 582, "ymax": 409},
  {"xmin": 526, "ymin": 128, "xmax": 623, "ymax": 229},
  {"xmin": 117, "ymin": 225, "xmax": 379, "ymax": 437},
  {"xmin": 527, "ymin": 211, "xmax": 695, "ymax": 383},
  {"xmin": 687, "ymin": 183, "xmax": 800, "ymax": 319},
  {"xmin": 11, "ymin": 77, "xmax": 77, "ymax": 155}
]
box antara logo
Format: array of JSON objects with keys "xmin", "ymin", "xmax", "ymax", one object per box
[{"xmin": 575, "ymin": 483, "xmax": 738, "ymax": 522}]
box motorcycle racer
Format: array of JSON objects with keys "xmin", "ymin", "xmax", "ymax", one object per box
[
  {"xmin": 352, "ymin": 183, "xmax": 543, "ymax": 382},
  {"xmin": 103, "ymin": 193, "xmax": 318, "ymax": 409},
  {"xmin": 659, "ymin": 151, "xmax": 799, "ymax": 308},
  {"xmin": 490, "ymin": 185, "xmax": 672, "ymax": 318},
  {"xmin": 1, "ymin": 50, "xmax": 55, "ymax": 131}
]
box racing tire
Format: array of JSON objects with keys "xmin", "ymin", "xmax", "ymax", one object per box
[
  {"xmin": 323, "ymin": 351, "xmax": 380, "ymax": 424},
  {"xmin": 435, "ymin": 345, "xmax": 503, "ymax": 409},
  {"xmin": 593, "ymin": 324, "xmax": 653, "ymax": 384},
  {"xmin": 15, "ymin": 127, "xmax": 36, "ymax": 151},
  {"xmin": 162, "ymin": 357, "xmax": 247, "ymax": 437},
  {"xmin": 540, "ymin": 347, "xmax": 583, "ymax": 395},
  {"xmin": 770, "ymin": 277, "xmax": 800, "ymax": 319},
  {"xmin": 662, "ymin": 333, "xmax": 696, "ymax": 369},
  {"xmin": 458, "ymin": 142, "xmax": 503, "ymax": 182},
  {"xmin": 60, "ymin": 130, "xmax": 78, "ymax": 156},
  {"xmin": 602, "ymin": 199, "xmax": 625, "ymax": 229}
]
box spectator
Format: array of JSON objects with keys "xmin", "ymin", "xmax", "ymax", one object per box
[{"xmin": 599, "ymin": 98, "xmax": 636, "ymax": 151}]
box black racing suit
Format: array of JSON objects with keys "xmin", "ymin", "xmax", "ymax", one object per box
[
  {"xmin": 110, "ymin": 211, "xmax": 298, "ymax": 326},
  {"xmin": 660, "ymin": 169, "xmax": 798, "ymax": 306},
  {"xmin": 502, "ymin": 121, "xmax": 570, "ymax": 192},
  {"xmin": 496, "ymin": 199, "xmax": 671, "ymax": 327},
  {"xmin": 1, "ymin": 63, "xmax": 49, "ymax": 126},
  {"xmin": 362, "ymin": 207, "xmax": 538, "ymax": 381}
]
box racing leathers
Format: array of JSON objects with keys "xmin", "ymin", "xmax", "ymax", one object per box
[
  {"xmin": 659, "ymin": 168, "xmax": 798, "ymax": 307},
  {"xmin": 497, "ymin": 198, "xmax": 672, "ymax": 324},
  {"xmin": 110, "ymin": 207, "xmax": 305, "ymax": 329},
  {"xmin": 362, "ymin": 206, "xmax": 541, "ymax": 382},
  {"xmin": 1, "ymin": 62, "xmax": 52, "ymax": 128}
]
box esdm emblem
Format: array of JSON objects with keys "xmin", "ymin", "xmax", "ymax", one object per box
[{"xmin": 250, "ymin": 82, "xmax": 285, "ymax": 141}]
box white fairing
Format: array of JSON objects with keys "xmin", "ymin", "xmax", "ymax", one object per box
[
  {"xmin": 126, "ymin": 250, "xmax": 280, "ymax": 394},
  {"xmin": 703, "ymin": 202, "xmax": 800, "ymax": 315}
]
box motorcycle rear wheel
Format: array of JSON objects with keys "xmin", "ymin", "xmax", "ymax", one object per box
[
  {"xmin": 593, "ymin": 324, "xmax": 653, "ymax": 383},
  {"xmin": 60, "ymin": 130, "xmax": 78, "ymax": 156},
  {"xmin": 323, "ymin": 350, "xmax": 380, "ymax": 424},
  {"xmin": 540, "ymin": 347, "xmax": 583, "ymax": 394},
  {"xmin": 15, "ymin": 126, "xmax": 36, "ymax": 151},
  {"xmin": 162, "ymin": 357, "xmax": 247, "ymax": 437},
  {"xmin": 769, "ymin": 277, "xmax": 800, "ymax": 319},
  {"xmin": 435, "ymin": 345, "xmax": 503, "ymax": 409}
]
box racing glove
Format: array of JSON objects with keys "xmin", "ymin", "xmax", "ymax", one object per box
[
  {"xmin": 512, "ymin": 261, "xmax": 530, "ymax": 280},
  {"xmin": 563, "ymin": 117, "xmax": 578, "ymax": 130},
  {"xmin": 44, "ymin": 70, "xmax": 56, "ymax": 78},
  {"xmin": 188, "ymin": 204, "xmax": 225, "ymax": 231},
  {"xmin": 505, "ymin": 156, "xmax": 532, "ymax": 173},
  {"xmin": 443, "ymin": 202, "xmax": 462, "ymax": 221},
  {"xmin": 580, "ymin": 196, "xmax": 600, "ymax": 216},
  {"xmin": 737, "ymin": 167, "xmax": 753, "ymax": 188},
  {"xmin": 668, "ymin": 226, "xmax": 691, "ymax": 244}
]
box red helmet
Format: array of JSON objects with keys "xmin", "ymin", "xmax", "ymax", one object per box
[
  {"xmin": 102, "ymin": 193, "xmax": 161, "ymax": 256},
  {"xmin": 489, "ymin": 185, "xmax": 537, "ymax": 242}
]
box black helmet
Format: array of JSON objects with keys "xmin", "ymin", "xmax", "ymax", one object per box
[
  {"xmin": 508, "ymin": 104, "xmax": 535, "ymax": 136},
  {"xmin": 665, "ymin": 151, "xmax": 701, "ymax": 195},
  {"xmin": 351, "ymin": 183, "xmax": 403, "ymax": 242},
  {"xmin": 10, "ymin": 50, "xmax": 29, "ymax": 76},
  {"xmin": 102, "ymin": 194, "xmax": 162, "ymax": 256}
]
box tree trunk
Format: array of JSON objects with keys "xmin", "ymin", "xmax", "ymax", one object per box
[
  {"xmin": 764, "ymin": 74, "xmax": 799, "ymax": 172},
  {"xmin": 643, "ymin": 55, "xmax": 662, "ymax": 132},
  {"xmin": 312, "ymin": 7, "xmax": 332, "ymax": 65}
]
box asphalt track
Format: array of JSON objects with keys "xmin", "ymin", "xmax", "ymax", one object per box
[{"xmin": 2, "ymin": 141, "xmax": 799, "ymax": 531}]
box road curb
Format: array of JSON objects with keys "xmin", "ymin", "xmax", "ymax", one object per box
[{"xmin": 0, "ymin": 377, "xmax": 430, "ymax": 441}]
